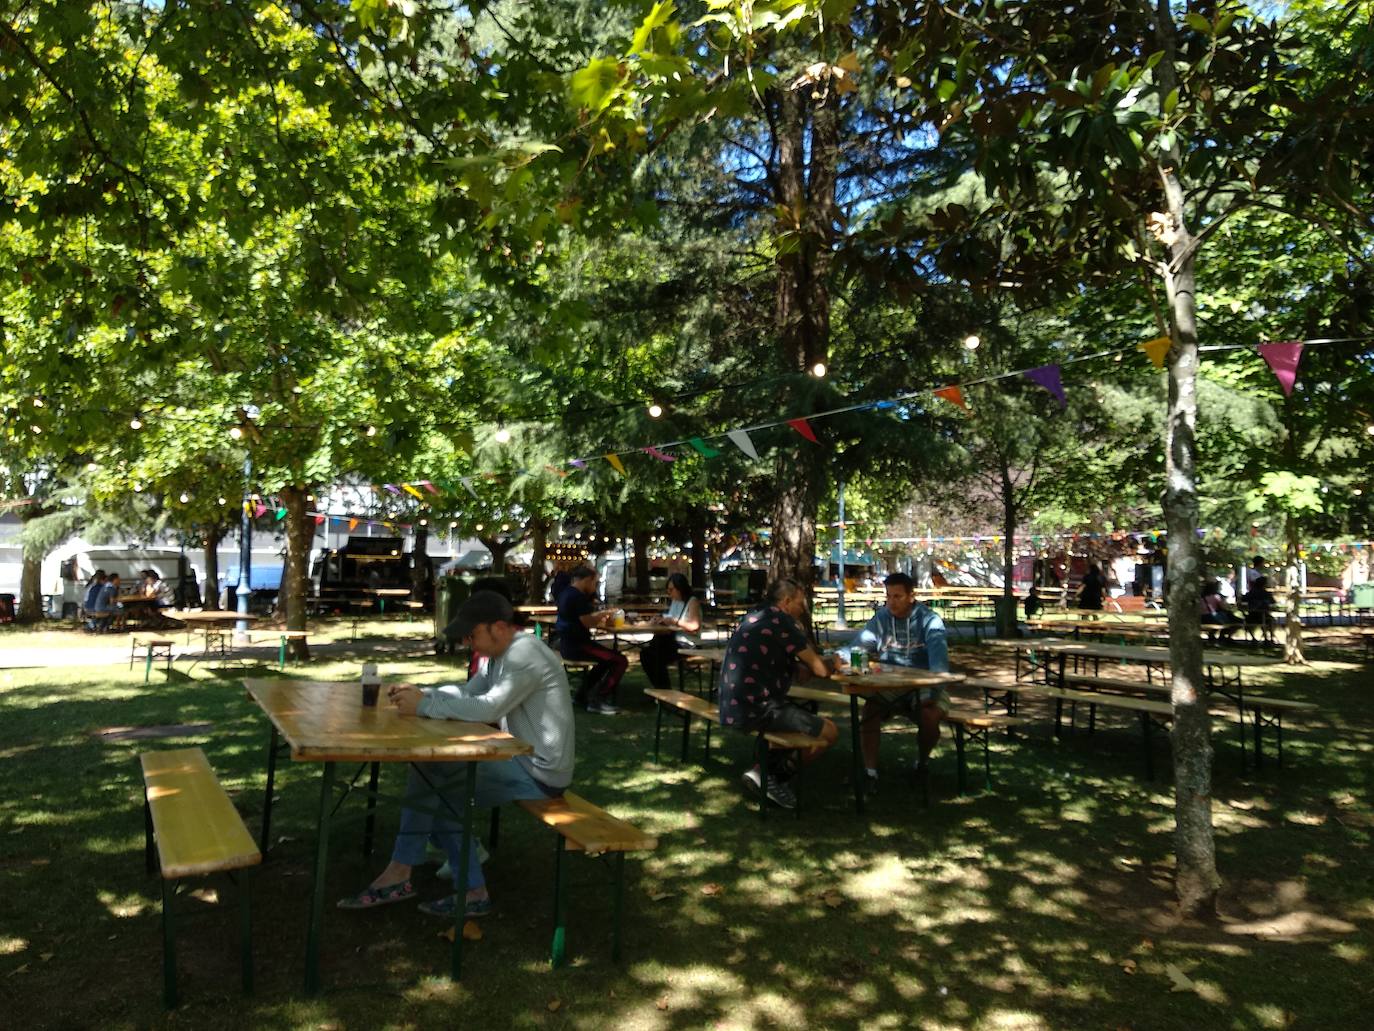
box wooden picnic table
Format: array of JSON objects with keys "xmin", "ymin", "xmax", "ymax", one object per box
[
  {"xmin": 822, "ymin": 666, "xmax": 966, "ymax": 813},
  {"xmin": 983, "ymin": 636, "xmax": 1285, "ymax": 766},
  {"xmin": 173, "ymin": 610, "xmax": 261, "ymax": 652},
  {"xmin": 364, "ymin": 588, "xmax": 411, "ymax": 615},
  {"xmin": 243, "ymin": 678, "xmax": 531, "ymax": 992}
]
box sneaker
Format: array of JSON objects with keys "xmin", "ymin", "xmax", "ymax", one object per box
[
  {"xmin": 586, "ymin": 700, "xmax": 620, "ymax": 715},
  {"xmin": 765, "ymin": 777, "xmax": 798, "ymax": 810},
  {"xmin": 741, "ymin": 767, "xmax": 763, "ymax": 797},
  {"xmin": 418, "ymin": 893, "xmax": 494, "ymax": 919}
]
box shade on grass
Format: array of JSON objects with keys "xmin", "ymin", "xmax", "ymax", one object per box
[{"xmin": 1, "ymin": 620, "xmax": 1371, "ymax": 1029}]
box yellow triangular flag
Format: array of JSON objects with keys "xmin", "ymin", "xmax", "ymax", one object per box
[
  {"xmin": 402, "ymin": 484, "xmax": 426, "ymax": 500},
  {"xmin": 605, "ymin": 453, "xmax": 626, "ymax": 476},
  {"xmin": 1141, "ymin": 336, "xmax": 1171, "ymax": 369}
]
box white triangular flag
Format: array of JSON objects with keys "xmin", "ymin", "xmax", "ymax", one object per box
[
  {"xmin": 460, "ymin": 477, "xmax": 479, "ymax": 499},
  {"xmin": 727, "ymin": 429, "xmax": 758, "ymax": 459}
]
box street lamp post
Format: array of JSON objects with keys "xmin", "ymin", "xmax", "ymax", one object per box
[
  {"xmin": 836, "ymin": 479, "xmax": 848, "ymax": 629},
  {"xmin": 236, "ymin": 453, "xmax": 252, "ymax": 642}
]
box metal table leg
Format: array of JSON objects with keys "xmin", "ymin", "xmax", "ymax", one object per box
[
  {"xmin": 450, "ymin": 762, "xmax": 478, "ymax": 981},
  {"xmin": 260, "ymin": 725, "xmax": 280, "ymax": 855},
  {"xmin": 850, "ymin": 694, "xmax": 865, "ymax": 814}
]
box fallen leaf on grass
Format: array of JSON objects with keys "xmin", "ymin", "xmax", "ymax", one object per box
[
  {"xmin": 1121, "ymin": 959, "xmax": 1137, "ymax": 975},
  {"xmin": 547, "ymin": 998, "xmax": 562, "ymax": 1012},
  {"xmin": 656, "ymin": 995, "xmax": 669, "ymax": 1011},
  {"xmin": 823, "ymin": 893, "xmax": 844, "ymax": 909},
  {"xmin": 39, "ymin": 953, "xmax": 53, "ymax": 963},
  {"xmin": 700, "ymin": 883, "xmax": 723, "ymax": 896},
  {"xmin": 438, "ymin": 921, "xmax": 484, "ymax": 943},
  {"xmin": 869, "ymin": 945, "xmax": 880, "ymax": 957},
  {"xmin": 648, "ymin": 891, "xmax": 675, "ymax": 902},
  {"xmin": 1165, "ymin": 963, "xmax": 1196, "ymax": 993}
]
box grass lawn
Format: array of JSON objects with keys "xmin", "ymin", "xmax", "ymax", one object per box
[{"xmin": 1, "ymin": 620, "xmax": 1372, "ymax": 1029}]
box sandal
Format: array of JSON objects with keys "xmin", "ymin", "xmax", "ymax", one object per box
[
  {"xmin": 418, "ymin": 894, "xmax": 493, "ymax": 919},
  {"xmin": 336, "ymin": 879, "xmax": 416, "ymax": 910}
]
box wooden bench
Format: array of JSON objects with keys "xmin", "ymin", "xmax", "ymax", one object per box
[
  {"xmin": 514, "ymin": 791, "xmax": 658, "ymax": 968},
  {"xmin": 969, "ymin": 677, "xmax": 1175, "ymax": 779},
  {"xmin": 787, "ymin": 686, "xmax": 1028, "ymax": 796},
  {"xmin": 643, "ymin": 688, "xmax": 822, "ymax": 819},
  {"xmin": 140, "ymin": 748, "xmax": 260, "ymax": 1009},
  {"xmin": 129, "ymin": 637, "xmax": 175, "ymax": 682},
  {"xmin": 676, "ymin": 647, "xmax": 724, "ymax": 697}
]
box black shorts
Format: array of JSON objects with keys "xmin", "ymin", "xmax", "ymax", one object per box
[{"xmin": 743, "ymin": 702, "xmax": 826, "ymax": 738}]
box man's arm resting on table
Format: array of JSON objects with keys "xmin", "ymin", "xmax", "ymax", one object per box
[{"xmin": 794, "ymin": 646, "xmax": 840, "ymax": 682}]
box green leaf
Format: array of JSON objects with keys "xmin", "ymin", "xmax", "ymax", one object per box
[
  {"xmin": 1163, "ymin": 87, "xmax": 1179, "ymax": 115},
  {"xmin": 570, "ymin": 57, "xmax": 625, "ymax": 114}
]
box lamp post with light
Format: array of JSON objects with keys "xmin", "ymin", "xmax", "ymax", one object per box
[{"xmin": 232, "ymin": 405, "xmax": 260, "ymax": 642}]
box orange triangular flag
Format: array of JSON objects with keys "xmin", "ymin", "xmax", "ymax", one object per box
[
  {"xmin": 1141, "ymin": 337, "xmax": 1171, "ymax": 369},
  {"xmin": 605, "ymin": 453, "xmax": 627, "ymax": 476},
  {"xmin": 933, "ymin": 385, "xmax": 967, "ymax": 409},
  {"xmin": 348, "ymin": 518, "xmax": 358, "ymax": 531}
]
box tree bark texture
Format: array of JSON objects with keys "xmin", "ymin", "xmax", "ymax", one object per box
[
  {"xmin": 690, "ymin": 513, "xmax": 707, "ymax": 593},
  {"xmin": 528, "ymin": 519, "xmax": 548, "ymax": 603},
  {"xmin": 411, "ymin": 522, "xmax": 430, "ymax": 602},
  {"xmin": 1159, "ymin": 159, "xmax": 1220, "ymax": 917},
  {"xmin": 280, "ymin": 485, "xmax": 311, "ymax": 660},
  {"xmin": 202, "ymin": 526, "xmax": 221, "ymax": 610},
  {"xmin": 478, "ymin": 535, "xmax": 513, "ymax": 574},
  {"xmin": 632, "ymin": 531, "xmax": 650, "ymax": 596},
  {"xmin": 16, "ymin": 502, "xmax": 48, "ymax": 622},
  {"xmin": 1000, "ymin": 462, "xmax": 1018, "ymax": 637},
  {"xmin": 1283, "ymin": 512, "xmax": 1305, "ymax": 664}
]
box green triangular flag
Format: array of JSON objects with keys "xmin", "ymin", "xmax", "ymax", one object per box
[{"xmin": 688, "ymin": 437, "xmax": 721, "ymax": 458}]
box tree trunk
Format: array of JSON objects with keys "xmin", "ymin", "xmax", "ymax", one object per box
[
  {"xmin": 478, "ymin": 535, "xmax": 514, "ymax": 574},
  {"xmin": 999, "ymin": 462, "xmax": 1018, "ymax": 637},
  {"xmin": 280, "ymin": 485, "xmax": 311, "ymax": 659},
  {"xmin": 411, "ymin": 522, "xmax": 430, "ymax": 603},
  {"xmin": 16, "ymin": 501, "xmax": 49, "ymax": 623},
  {"xmin": 690, "ymin": 511, "xmax": 707, "ymax": 593},
  {"xmin": 1283, "ymin": 512, "xmax": 1305, "ymax": 664},
  {"xmin": 203, "ymin": 526, "xmax": 222, "ymax": 610},
  {"xmin": 528, "ymin": 518, "xmax": 548, "ymax": 602},
  {"xmin": 632, "ymin": 531, "xmax": 650, "ymax": 596},
  {"xmin": 766, "ymin": 79, "xmax": 838, "ymax": 591},
  {"xmin": 1158, "ymin": 152, "xmax": 1219, "ymax": 917}
]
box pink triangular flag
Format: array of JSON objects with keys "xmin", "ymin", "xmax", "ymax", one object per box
[
  {"xmin": 643, "ymin": 446, "xmax": 677, "ymax": 462},
  {"xmin": 421, "ymin": 481, "xmax": 441, "ymax": 495},
  {"xmin": 1023, "ymin": 364, "xmax": 1066, "ymax": 408},
  {"xmin": 1258, "ymin": 341, "xmax": 1303, "ymax": 396},
  {"xmin": 933, "ymin": 385, "xmax": 967, "ymax": 409},
  {"xmin": 253, "ymin": 503, "xmax": 267, "ymax": 518},
  {"xmin": 787, "ymin": 418, "xmax": 819, "ymax": 443}
]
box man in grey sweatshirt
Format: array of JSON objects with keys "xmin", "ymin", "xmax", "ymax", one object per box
[{"xmin": 338, "ymin": 591, "xmax": 575, "ymax": 919}]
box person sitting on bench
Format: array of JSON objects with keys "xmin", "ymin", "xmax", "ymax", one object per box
[
  {"xmin": 638, "ymin": 573, "xmax": 703, "ymax": 691},
  {"xmin": 853, "ymin": 572, "xmax": 950, "ymax": 793},
  {"xmin": 717, "ymin": 577, "xmax": 840, "ymax": 810},
  {"xmin": 338, "ymin": 591, "xmax": 576, "ymax": 919},
  {"xmin": 554, "ymin": 565, "xmax": 626, "ymax": 716}
]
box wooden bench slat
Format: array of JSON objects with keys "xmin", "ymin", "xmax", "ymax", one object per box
[
  {"xmin": 645, "ymin": 687, "xmax": 717, "ymax": 720},
  {"xmin": 141, "ymin": 748, "xmax": 261, "ymax": 879},
  {"xmin": 516, "ymin": 791, "xmax": 658, "ymax": 853}
]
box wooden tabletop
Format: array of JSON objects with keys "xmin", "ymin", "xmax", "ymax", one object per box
[
  {"xmin": 366, "ymin": 588, "xmax": 412, "ymax": 598},
  {"xmin": 177, "ymin": 610, "xmax": 262, "ymax": 627},
  {"xmin": 829, "ymin": 667, "xmax": 966, "ymax": 695},
  {"xmin": 518, "ymin": 605, "xmax": 559, "ymax": 616},
  {"xmin": 243, "ymin": 680, "xmax": 533, "ymax": 763},
  {"xmin": 983, "ymin": 637, "xmax": 1282, "ymax": 668}
]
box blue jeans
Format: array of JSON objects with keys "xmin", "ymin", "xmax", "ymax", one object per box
[{"xmin": 390, "ymin": 759, "xmax": 556, "ymax": 892}]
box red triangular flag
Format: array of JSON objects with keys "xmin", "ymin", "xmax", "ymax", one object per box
[
  {"xmin": 1257, "ymin": 341, "xmax": 1303, "ymax": 397},
  {"xmin": 787, "ymin": 418, "xmax": 819, "ymax": 443},
  {"xmin": 933, "ymin": 385, "xmax": 967, "ymax": 409}
]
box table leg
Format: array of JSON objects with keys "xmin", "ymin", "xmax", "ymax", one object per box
[
  {"xmin": 1253, "ymin": 702, "xmax": 1265, "ymax": 769},
  {"xmin": 450, "ymin": 761, "xmax": 478, "ymax": 981},
  {"xmin": 305, "ymin": 761, "xmax": 336, "ymax": 995},
  {"xmin": 954, "ymin": 723, "xmax": 967, "ymax": 796},
  {"xmin": 260, "ymin": 725, "xmax": 280, "ymax": 855},
  {"xmin": 850, "ymin": 694, "xmax": 865, "ymax": 815}
]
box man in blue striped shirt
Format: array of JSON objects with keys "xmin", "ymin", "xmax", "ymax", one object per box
[{"xmin": 854, "ymin": 572, "xmax": 950, "ymax": 791}]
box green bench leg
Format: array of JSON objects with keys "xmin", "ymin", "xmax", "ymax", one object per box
[
  {"xmin": 954, "ymin": 724, "xmax": 967, "ymax": 796},
  {"xmin": 611, "ymin": 852, "xmax": 626, "ymax": 963},
  {"xmin": 279, "ymin": 635, "xmax": 286, "ymax": 671},
  {"xmin": 652, "ymin": 703, "xmax": 663, "ymax": 762},
  {"xmin": 162, "ymin": 878, "xmax": 178, "ymax": 1009},
  {"xmin": 551, "ymin": 836, "xmax": 568, "ymax": 968},
  {"xmin": 145, "ymin": 647, "xmax": 154, "ymax": 684}
]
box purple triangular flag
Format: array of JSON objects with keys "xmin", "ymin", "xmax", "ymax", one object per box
[
  {"xmin": 1257, "ymin": 341, "xmax": 1303, "ymax": 397},
  {"xmin": 1023, "ymin": 364, "xmax": 1065, "ymax": 408}
]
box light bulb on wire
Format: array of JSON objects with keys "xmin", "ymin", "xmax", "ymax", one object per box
[
  {"xmin": 494, "ymin": 425, "xmax": 511, "ymax": 443},
  {"xmin": 647, "ymin": 402, "xmax": 663, "ymax": 419},
  {"xmin": 963, "ymin": 334, "xmax": 981, "ymax": 350},
  {"xmin": 811, "ymin": 362, "xmax": 827, "ymax": 378}
]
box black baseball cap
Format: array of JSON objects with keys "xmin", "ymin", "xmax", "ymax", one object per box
[{"xmin": 446, "ymin": 590, "xmax": 517, "ymax": 641}]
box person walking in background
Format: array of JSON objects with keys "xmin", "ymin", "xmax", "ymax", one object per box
[
  {"xmin": 1077, "ymin": 562, "xmax": 1106, "ymax": 611},
  {"xmin": 82, "ymin": 570, "xmax": 107, "ymax": 631},
  {"xmin": 554, "ymin": 565, "xmax": 627, "ymax": 715},
  {"xmin": 638, "ymin": 573, "xmax": 703, "ymax": 691}
]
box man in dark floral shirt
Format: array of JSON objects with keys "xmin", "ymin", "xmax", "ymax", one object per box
[{"xmin": 717, "ymin": 578, "xmax": 839, "ymax": 808}]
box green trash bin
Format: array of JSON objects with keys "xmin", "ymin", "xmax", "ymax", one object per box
[
  {"xmin": 433, "ymin": 577, "xmax": 471, "ymax": 654},
  {"xmin": 1352, "ymin": 583, "xmax": 1374, "ymax": 610}
]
